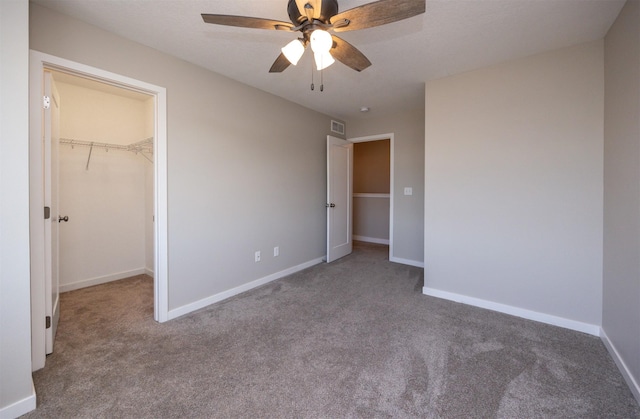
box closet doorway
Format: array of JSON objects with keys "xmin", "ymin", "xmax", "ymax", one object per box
[
  {"xmin": 350, "ymin": 134, "xmax": 394, "ymax": 260},
  {"xmin": 30, "ymin": 51, "xmax": 168, "ymax": 371},
  {"xmin": 51, "ymin": 71, "xmax": 155, "ymax": 293}
]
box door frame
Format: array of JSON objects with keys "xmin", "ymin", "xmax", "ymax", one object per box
[
  {"xmin": 29, "ymin": 51, "xmax": 169, "ymax": 370},
  {"xmin": 348, "ymin": 133, "xmax": 394, "ymax": 261}
]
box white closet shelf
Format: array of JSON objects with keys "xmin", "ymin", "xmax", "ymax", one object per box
[
  {"xmin": 60, "ymin": 137, "xmax": 153, "ymax": 154},
  {"xmin": 353, "ymin": 193, "xmax": 390, "ymax": 198},
  {"xmin": 60, "ymin": 137, "xmax": 154, "ymax": 168}
]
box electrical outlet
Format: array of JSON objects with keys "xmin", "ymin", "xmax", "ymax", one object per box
[
  {"xmin": 274, "ymin": 246, "xmax": 279, "ymax": 257},
  {"xmin": 254, "ymin": 251, "xmax": 261, "ymax": 262}
]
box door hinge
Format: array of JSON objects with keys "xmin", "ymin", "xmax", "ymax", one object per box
[
  {"xmin": 43, "ymin": 95, "xmax": 50, "ymax": 110},
  {"xmin": 44, "ymin": 206, "xmax": 50, "ymax": 220},
  {"xmin": 45, "ymin": 316, "xmax": 51, "ymax": 329}
]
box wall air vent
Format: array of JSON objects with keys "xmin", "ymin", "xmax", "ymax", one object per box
[{"xmin": 331, "ymin": 120, "xmax": 345, "ymax": 135}]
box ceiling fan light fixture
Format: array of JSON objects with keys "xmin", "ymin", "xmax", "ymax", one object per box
[
  {"xmin": 314, "ymin": 51, "xmax": 335, "ymax": 70},
  {"xmin": 281, "ymin": 39, "xmax": 305, "ymax": 65},
  {"xmin": 310, "ymin": 29, "xmax": 333, "ymax": 53},
  {"xmin": 202, "ymin": 0, "xmax": 427, "ymax": 74}
]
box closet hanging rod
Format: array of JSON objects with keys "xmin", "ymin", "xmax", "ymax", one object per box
[{"xmin": 59, "ymin": 137, "xmax": 154, "ymax": 154}]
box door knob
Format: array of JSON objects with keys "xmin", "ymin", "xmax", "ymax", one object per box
[
  {"xmin": 58, "ymin": 215, "xmax": 69, "ymax": 223},
  {"xmin": 325, "ymin": 203, "xmax": 336, "ymax": 208}
]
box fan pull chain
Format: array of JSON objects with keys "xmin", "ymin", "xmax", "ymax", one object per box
[
  {"xmin": 310, "ymin": 59, "xmax": 315, "ymax": 91},
  {"xmin": 309, "ymin": 57, "xmax": 326, "ymax": 92}
]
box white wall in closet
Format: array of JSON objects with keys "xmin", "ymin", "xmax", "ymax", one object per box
[{"xmin": 56, "ymin": 80, "xmax": 154, "ymax": 291}]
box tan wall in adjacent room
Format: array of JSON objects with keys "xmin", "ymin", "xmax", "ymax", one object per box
[{"xmin": 353, "ymin": 140, "xmax": 390, "ymax": 243}]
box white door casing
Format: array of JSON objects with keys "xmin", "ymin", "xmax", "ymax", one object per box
[
  {"xmin": 326, "ymin": 135, "xmax": 353, "ymax": 262},
  {"xmin": 43, "ymin": 71, "xmax": 60, "ymax": 354},
  {"xmin": 30, "ymin": 50, "xmax": 169, "ymax": 371}
]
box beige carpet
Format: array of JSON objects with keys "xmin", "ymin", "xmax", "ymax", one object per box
[{"xmin": 25, "ymin": 242, "xmax": 640, "ymax": 418}]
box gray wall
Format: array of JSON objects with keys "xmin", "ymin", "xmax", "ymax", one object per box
[
  {"xmin": 0, "ymin": 1, "xmax": 35, "ymax": 416},
  {"xmin": 348, "ymin": 107, "xmax": 425, "ymax": 264},
  {"xmin": 603, "ymin": 0, "xmax": 640, "ymax": 400},
  {"xmin": 30, "ymin": 3, "xmax": 336, "ymax": 312},
  {"xmin": 424, "ymin": 41, "xmax": 604, "ymax": 329}
]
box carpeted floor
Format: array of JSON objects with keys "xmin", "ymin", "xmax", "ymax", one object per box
[{"xmin": 25, "ymin": 242, "xmax": 640, "ymax": 418}]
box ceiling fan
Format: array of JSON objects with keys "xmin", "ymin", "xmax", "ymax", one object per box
[{"xmin": 202, "ymin": 0, "xmax": 426, "ymax": 73}]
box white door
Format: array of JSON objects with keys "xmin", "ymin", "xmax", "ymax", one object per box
[
  {"xmin": 44, "ymin": 71, "xmax": 60, "ymax": 354},
  {"xmin": 326, "ymin": 135, "xmax": 353, "ymax": 262}
]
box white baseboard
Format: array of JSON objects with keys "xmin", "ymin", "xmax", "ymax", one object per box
[
  {"xmin": 390, "ymin": 256, "xmax": 424, "ymax": 268},
  {"xmin": 600, "ymin": 329, "xmax": 640, "ymax": 404},
  {"xmin": 0, "ymin": 382, "xmax": 36, "ymax": 419},
  {"xmin": 145, "ymin": 267, "xmax": 154, "ymax": 278},
  {"xmin": 422, "ymin": 287, "xmax": 600, "ymax": 336},
  {"xmin": 168, "ymin": 257, "xmax": 325, "ymax": 320},
  {"xmin": 353, "ymin": 235, "xmax": 390, "ymax": 245},
  {"xmin": 60, "ymin": 268, "xmax": 148, "ymax": 293}
]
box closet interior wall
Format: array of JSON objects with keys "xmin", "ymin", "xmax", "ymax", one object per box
[
  {"xmin": 353, "ymin": 140, "xmax": 390, "ymax": 244},
  {"xmin": 55, "ymin": 76, "xmax": 154, "ymax": 292}
]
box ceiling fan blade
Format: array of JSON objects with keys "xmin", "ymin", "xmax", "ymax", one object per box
[
  {"xmin": 294, "ymin": 0, "xmax": 307, "ymax": 14},
  {"xmin": 295, "ymin": 0, "xmax": 323, "ymax": 20},
  {"xmin": 330, "ymin": 0, "xmax": 425, "ymax": 32},
  {"xmin": 331, "ymin": 35, "xmax": 372, "ymax": 72},
  {"xmin": 295, "ymin": 0, "xmax": 311, "ymax": 20},
  {"xmin": 202, "ymin": 14, "xmax": 294, "ymax": 31},
  {"xmin": 269, "ymin": 53, "xmax": 293, "ymax": 73}
]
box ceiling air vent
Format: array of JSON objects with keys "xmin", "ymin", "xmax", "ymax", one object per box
[{"xmin": 331, "ymin": 120, "xmax": 345, "ymax": 135}]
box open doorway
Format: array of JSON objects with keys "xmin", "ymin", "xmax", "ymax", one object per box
[
  {"xmin": 349, "ymin": 134, "xmax": 394, "ymax": 260},
  {"xmin": 29, "ymin": 51, "xmax": 168, "ymax": 371},
  {"xmin": 51, "ymin": 71, "xmax": 154, "ymax": 292}
]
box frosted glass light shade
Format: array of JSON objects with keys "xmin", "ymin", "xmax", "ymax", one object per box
[
  {"xmin": 281, "ymin": 39, "xmax": 305, "ymax": 65},
  {"xmin": 314, "ymin": 51, "xmax": 335, "ymax": 70},
  {"xmin": 310, "ymin": 30, "xmax": 333, "ymax": 53}
]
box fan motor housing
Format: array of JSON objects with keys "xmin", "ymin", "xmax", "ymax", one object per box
[{"xmin": 287, "ymin": 0, "xmax": 339, "ymax": 24}]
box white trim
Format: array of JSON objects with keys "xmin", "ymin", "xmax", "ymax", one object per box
[
  {"xmin": 600, "ymin": 329, "xmax": 640, "ymax": 404},
  {"xmin": 167, "ymin": 257, "xmax": 324, "ymax": 320},
  {"xmin": 349, "ymin": 133, "xmax": 393, "ymax": 143},
  {"xmin": 390, "ymin": 256, "xmax": 424, "ymax": 268},
  {"xmin": 354, "ymin": 235, "xmax": 390, "ymax": 245},
  {"xmin": 145, "ymin": 268, "xmax": 155, "ymax": 278},
  {"xmin": 29, "ymin": 50, "xmax": 169, "ymax": 371},
  {"xmin": 153, "ymin": 87, "xmax": 169, "ymax": 323},
  {"xmin": 348, "ymin": 133, "xmax": 394, "ymax": 263},
  {"xmin": 59, "ymin": 268, "xmax": 148, "ymax": 293},
  {"xmin": 422, "ymin": 287, "xmax": 600, "ymax": 336},
  {"xmin": 0, "ymin": 384, "xmax": 36, "ymax": 419},
  {"xmin": 353, "ymin": 193, "xmax": 390, "ymax": 199}
]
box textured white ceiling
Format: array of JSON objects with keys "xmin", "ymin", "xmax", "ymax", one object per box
[{"xmin": 32, "ymin": 0, "xmax": 625, "ymax": 121}]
